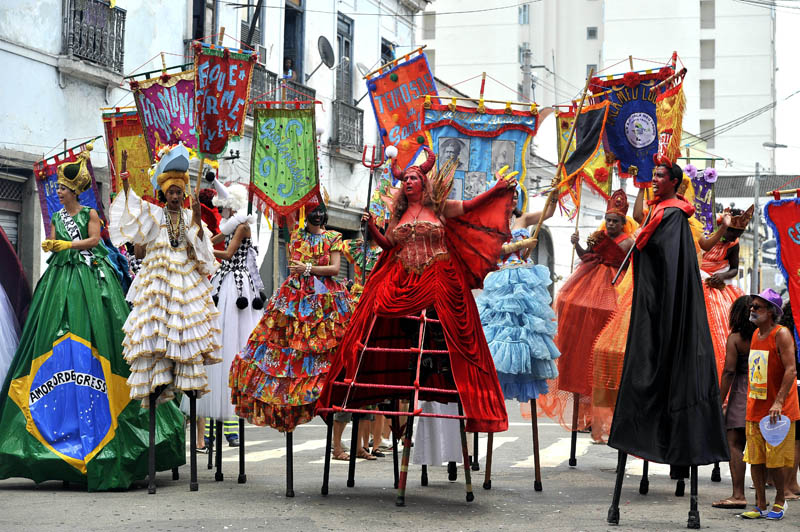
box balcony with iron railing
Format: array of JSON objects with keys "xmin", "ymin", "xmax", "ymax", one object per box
[
  {"xmin": 248, "ymin": 67, "xmax": 317, "ymax": 115},
  {"xmin": 329, "ymin": 100, "xmax": 364, "ymax": 159},
  {"xmin": 63, "ymin": 0, "xmax": 125, "ymax": 74}
]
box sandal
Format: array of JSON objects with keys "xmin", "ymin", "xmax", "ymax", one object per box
[
  {"xmin": 332, "ymin": 450, "xmax": 350, "ymax": 461},
  {"xmin": 357, "ymin": 448, "xmax": 377, "ymax": 460},
  {"xmin": 766, "ymin": 503, "xmax": 785, "ymax": 520},
  {"xmin": 712, "ymin": 498, "xmax": 747, "ymax": 509},
  {"xmin": 371, "ymin": 449, "xmax": 385, "ymax": 458}
]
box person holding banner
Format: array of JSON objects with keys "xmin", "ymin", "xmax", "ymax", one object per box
[
  {"xmin": 110, "ymin": 143, "xmax": 222, "ymax": 404},
  {"xmin": 0, "ymin": 149, "xmax": 185, "ymax": 490}
]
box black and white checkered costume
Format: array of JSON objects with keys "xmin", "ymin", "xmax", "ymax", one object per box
[{"xmin": 211, "ymin": 236, "xmax": 257, "ymax": 300}]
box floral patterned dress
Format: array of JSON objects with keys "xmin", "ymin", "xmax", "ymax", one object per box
[{"xmin": 229, "ymin": 227, "xmax": 353, "ymax": 431}]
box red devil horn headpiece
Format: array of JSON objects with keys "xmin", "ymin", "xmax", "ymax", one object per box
[{"xmin": 392, "ymin": 145, "xmax": 436, "ymax": 181}]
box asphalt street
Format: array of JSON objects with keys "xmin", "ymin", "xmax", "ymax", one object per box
[{"xmin": 0, "ymin": 402, "xmax": 797, "ymax": 531}]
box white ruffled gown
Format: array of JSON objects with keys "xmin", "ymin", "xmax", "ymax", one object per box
[
  {"xmin": 109, "ymin": 188, "xmax": 222, "ymax": 405},
  {"xmin": 195, "ymin": 214, "xmax": 263, "ymax": 419}
]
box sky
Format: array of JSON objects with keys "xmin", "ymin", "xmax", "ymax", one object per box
[{"xmin": 773, "ymin": 7, "xmax": 800, "ymax": 174}]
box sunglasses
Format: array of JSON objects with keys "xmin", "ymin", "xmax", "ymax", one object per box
[{"xmin": 750, "ymin": 303, "xmax": 768, "ymax": 311}]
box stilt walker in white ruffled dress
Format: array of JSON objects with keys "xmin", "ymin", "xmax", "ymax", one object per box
[{"xmin": 110, "ymin": 143, "xmax": 222, "ymax": 493}]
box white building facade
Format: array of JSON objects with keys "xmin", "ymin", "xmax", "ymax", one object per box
[{"xmin": 0, "ymin": 0, "xmax": 427, "ymax": 288}]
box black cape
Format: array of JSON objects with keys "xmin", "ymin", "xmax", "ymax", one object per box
[{"xmin": 608, "ymin": 206, "xmax": 729, "ymax": 466}]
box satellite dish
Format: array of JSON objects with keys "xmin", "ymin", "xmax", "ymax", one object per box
[
  {"xmin": 357, "ymin": 62, "xmax": 370, "ymax": 77},
  {"xmin": 305, "ymin": 36, "xmax": 336, "ymax": 82}
]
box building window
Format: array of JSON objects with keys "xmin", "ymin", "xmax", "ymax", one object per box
[
  {"xmin": 64, "ymin": 0, "xmax": 126, "ymax": 73},
  {"xmin": 519, "ymin": 4, "xmax": 529, "ymax": 25},
  {"xmin": 700, "ymin": 39, "xmax": 715, "ymax": 69},
  {"xmin": 283, "ymin": 2, "xmax": 305, "ymax": 81},
  {"xmin": 422, "ymin": 11, "xmax": 436, "ymax": 39},
  {"xmin": 700, "ymin": 0, "xmax": 715, "ymax": 29},
  {"xmin": 586, "ymin": 64, "xmax": 597, "ymax": 77},
  {"xmin": 240, "ymin": 0, "xmax": 265, "ymax": 47},
  {"xmin": 700, "ymin": 119, "xmax": 715, "ymax": 149},
  {"xmin": 336, "ymin": 13, "xmax": 354, "ymax": 102},
  {"xmin": 426, "ymin": 49, "xmax": 435, "ymax": 72},
  {"xmin": 586, "ymin": 26, "xmax": 598, "ymax": 40},
  {"xmin": 700, "ymin": 79, "xmax": 715, "ymax": 109},
  {"xmin": 381, "ymin": 39, "xmax": 395, "ymax": 65}
]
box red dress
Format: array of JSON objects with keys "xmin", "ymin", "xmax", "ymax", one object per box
[
  {"xmin": 316, "ymin": 205, "xmax": 512, "ymax": 433},
  {"xmin": 538, "ymin": 231, "xmax": 629, "ymax": 430}
]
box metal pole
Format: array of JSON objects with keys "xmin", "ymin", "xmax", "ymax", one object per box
[{"xmin": 751, "ymin": 162, "xmax": 760, "ymax": 293}]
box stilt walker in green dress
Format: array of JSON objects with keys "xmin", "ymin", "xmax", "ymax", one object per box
[{"xmin": 0, "ymin": 147, "xmax": 185, "ymax": 491}]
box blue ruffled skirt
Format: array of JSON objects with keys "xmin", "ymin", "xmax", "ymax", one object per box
[{"xmin": 477, "ymin": 263, "xmax": 560, "ymax": 402}]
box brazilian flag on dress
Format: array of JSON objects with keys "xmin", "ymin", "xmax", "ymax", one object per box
[{"xmin": 0, "ymin": 203, "xmax": 185, "ymax": 490}]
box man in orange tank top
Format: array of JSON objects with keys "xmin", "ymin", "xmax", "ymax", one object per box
[{"xmin": 740, "ymin": 288, "xmax": 800, "ymax": 520}]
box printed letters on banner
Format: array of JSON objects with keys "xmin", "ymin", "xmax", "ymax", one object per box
[
  {"xmin": 690, "ymin": 172, "xmax": 715, "ymax": 235},
  {"xmin": 102, "ymin": 110, "xmax": 152, "ymax": 199},
  {"xmin": 764, "ymin": 198, "xmax": 800, "ymax": 360},
  {"xmin": 556, "ymin": 101, "xmax": 612, "ymax": 199},
  {"xmin": 129, "ymin": 69, "xmax": 197, "ymax": 160},
  {"xmin": 367, "ymin": 53, "xmax": 438, "ymax": 172},
  {"xmin": 422, "ymin": 103, "xmax": 539, "ymax": 203},
  {"xmin": 33, "ymin": 144, "xmax": 104, "ymax": 232},
  {"xmin": 590, "ymin": 68, "xmax": 673, "ymax": 186},
  {"xmin": 194, "ymin": 43, "xmax": 257, "ymax": 156},
  {"xmin": 250, "ymin": 107, "xmax": 319, "ymax": 215}
]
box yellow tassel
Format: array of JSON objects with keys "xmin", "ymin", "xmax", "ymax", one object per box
[{"xmin": 298, "ymin": 206, "xmax": 305, "ymax": 228}]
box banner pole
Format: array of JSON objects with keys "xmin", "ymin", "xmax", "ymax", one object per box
[{"xmin": 529, "ymin": 69, "xmax": 594, "ymax": 248}]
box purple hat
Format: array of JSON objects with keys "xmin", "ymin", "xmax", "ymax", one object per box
[{"xmin": 750, "ymin": 288, "xmax": 783, "ymax": 317}]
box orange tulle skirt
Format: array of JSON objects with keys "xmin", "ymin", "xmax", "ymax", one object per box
[{"xmin": 703, "ymin": 282, "xmax": 744, "ymax": 379}]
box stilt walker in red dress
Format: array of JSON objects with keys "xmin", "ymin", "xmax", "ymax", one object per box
[{"xmin": 316, "ymin": 147, "xmax": 514, "ymax": 505}]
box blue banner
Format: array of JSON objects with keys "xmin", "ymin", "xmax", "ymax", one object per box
[{"xmin": 423, "ymin": 105, "xmax": 539, "ymax": 200}]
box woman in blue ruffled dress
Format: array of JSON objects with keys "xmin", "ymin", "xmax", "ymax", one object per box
[{"xmin": 476, "ymin": 185, "xmax": 559, "ymax": 490}]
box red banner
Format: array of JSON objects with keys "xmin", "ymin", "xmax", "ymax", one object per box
[
  {"xmin": 193, "ymin": 42, "xmax": 257, "ymax": 156},
  {"xmin": 366, "ymin": 52, "xmax": 438, "ymax": 171},
  {"xmin": 102, "ymin": 109, "xmax": 152, "ymax": 199},
  {"xmin": 764, "ymin": 198, "xmax": 800, "ymax": 357}
]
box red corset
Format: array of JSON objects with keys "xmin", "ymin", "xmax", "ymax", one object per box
[{"xmin": 391, "ymin": 221, "xmax": 449, "ymax": 274}]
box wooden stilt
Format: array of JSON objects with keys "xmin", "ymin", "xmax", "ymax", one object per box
[
  {"xmin": 172, "ymin": 467, "xmax": 179, "ymax": 480},
  {"xmin": 207, "ymin": 419, "xmax": 214, "ymax": 470},
  {"xmin": 347, "ymin": 414, "xmax": 360, "ymax": 488},
  {"xmin": 420, "ymin": 464, "xmax": 428, "ymax": 486},
  {"xmin": 687, "ymin": 465, "xmax": 700, "ymax": 529},
  {"xmin": 710, "ymin": 462, "xmax": 721, "ymax": 482},
  {"xmin": 321, "ymin": 414, "xmax": 333, "ymax": 495},
  {"xmin": 639, "ymin": 461, "xmax": 649, "ymax": 494},
  {"xmin": 447, "ymin": 461, "xmax": 457, "ymax": 482},
  {"xmin": 189, "ymin": 392, "xmax": 198, "ymax": 491},
  {"xmin": 214, "ymin": 419, "xmax": 223, "ymax": 481},
  {"xmin": 531, "ymin": 398, "xmax": 542, "ymax": 491},
  {"xmin": 395, "ymin": 414, "xmax": 415, "ymax": 506},
  {"xmin": 483, "ymin": 433, "xmax": 493, "ymax": 489},
  {"xmin": 285, "ymin": 431, "xmax": 294, "ymax": 497},
  {"xmin": 607, "ymin": 450, "xmax": 627, "ymax": 525},
  {"xmin": 676, "ymin": 478, "xmax": 686, "ymax": 497},
  {"xmin": 459, "ymin": 411, "xmax": 474, "ymax": 502},
  {"xmin": 147, "ymin": 391, "xmax": 158, "ymax": 494},
  {"xmin": 471, "ymin": 432, "xmax": 480, "ymax": 471},
  {"xmin": 391, "ymin": 412, "xmax": 400, "ymax": 489},
  {"xmin": 237, "ymin": 418, "xmax": 246, "ymax": 484},
  {"xmin": 569, "ymin": 392, "xmax": 579, "ymax": 467}
]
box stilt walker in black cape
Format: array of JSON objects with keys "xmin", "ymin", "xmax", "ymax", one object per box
[{"xmin": 606, "ymin": 160, "xmax": 728, "ymax": 529}]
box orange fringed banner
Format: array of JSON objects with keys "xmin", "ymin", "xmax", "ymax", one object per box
[
  {"xmin": 655, "ymin": 70, "xmax": 686, "ymax": 165},
  {"xmin": 102, "ymin": 109, "xmax": 152, "ymax": 199}
]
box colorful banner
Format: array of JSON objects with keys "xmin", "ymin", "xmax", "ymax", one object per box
[
  {"xmin": 193, "ymin": 43, "xmax": 257, "ymax": 156},
  {"xmin": 422, "ymin": 103, "xmax": 539, "ymax": 201},
  {"xmin": 590, "ymin": 67, "xmax": 674, "ymax": 186},
  {"xmin": 102, "ymin": 109, "xmax": 152, "ymax": 199},
  {"xmin": 690, "ymin": 171, "xmax": 715, "ymax": 235},
  {"xmin": 556, "ymin": 101, "xmax": 612, "ymax": 199},
  {"xmin": 250, "ymin": 107, "xmax": 319, "ymax": 215},
  {"xmin": 764, "ymin": 198, "xmax": 800, "ymax": 360},
  {"xmin": 367, "ymin": 52, "xmax": 438, "ymax": 172},
  {"xmin": 33, "ymin": 142, "xmax": 104, "ymax": 233},
  {"xmin": 129, "ymin": 68, "xmax": 197, "ymax": 160},
  {"xmin": 656, "ymin": 73, "xmax": 686, "ymax": 165}
]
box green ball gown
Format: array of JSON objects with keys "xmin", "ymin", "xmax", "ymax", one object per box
[{"xmin": 0, "ymin": 207, "xmax": 185, "ymax": 491}]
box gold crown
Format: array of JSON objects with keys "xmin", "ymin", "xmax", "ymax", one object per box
[{"xmin": 57, "ymin": 143, "xmax": 93, "ymax": 194}]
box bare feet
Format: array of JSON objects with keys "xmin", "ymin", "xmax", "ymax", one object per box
[{"xmin": 711, "ymin": 497, "xmax": 747, "ymax": 509}]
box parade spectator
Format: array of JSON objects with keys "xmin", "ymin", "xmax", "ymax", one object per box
[
  {"xmin": 739, "ymin": 289, "xmax": 799, "ymax": 520},
  {"xmin": 712, "ymin": 295, "xmax": 755, "ymax": 509}
]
